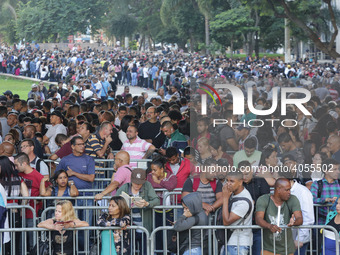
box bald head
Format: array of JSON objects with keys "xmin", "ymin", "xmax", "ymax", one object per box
[
  {"xmin": 115, "ymin": 151, "xmax": 130, "ymax": 165},
  {"xmin": 273, "ymin": 178, "xmax": 292, "ymax": 202},
  {"xmin": 0, "ymin": 141, "xmax": 15, "ymax": 157},
  {"xmin": 274, "ymin": 178, "xmax": 290, "ymax": 189},
  {"xmin": 327, "ymin": 135, "xmax": 340, "ymax": 154}
]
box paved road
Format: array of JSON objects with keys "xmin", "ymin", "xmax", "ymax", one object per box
[{"xmin": 116, "ymin": 84, "xmax": 157, "ymax": 98}]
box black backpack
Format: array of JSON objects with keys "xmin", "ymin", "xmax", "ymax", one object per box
[{"xmin": 215, "ymin": 197, "xmax": 252, "ymax": 245}]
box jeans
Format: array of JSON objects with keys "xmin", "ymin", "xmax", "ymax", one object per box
[
  {"xmin": 294, "ymin": 242, "xmax": 309, "ymax": 255},
  {"xmin": 131, "ymin": 72, "xmax": 137, "ymax": 86},
  {"xmin": 222, "ymin": 245, "xmax": 250, "ymax": 255},
  {"xmin": 77, "ymin": 193, "xmax": 94, "ymax": 251},
  {"xmin": 252, "ymin": 229, "xmax": 262, "ymax": 255},
  {"xmin": 155, "ymin": 210, "xmax": 174, "ymax": 253},
  {"xmin": 183, "ymin": 247, "xmax": 202, "ymax": 255}
]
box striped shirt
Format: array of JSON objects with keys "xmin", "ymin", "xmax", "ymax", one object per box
[
  {"xmin": 310, "ymin": 178, "xmax": 340, "ymax": 224},
  {"xmin": 85, "ymin": 133, "xmax": 105, "ymax": 167},
  {"xmin": 121, "ymin": 137, "xmax": 151, "ymax": 167}
]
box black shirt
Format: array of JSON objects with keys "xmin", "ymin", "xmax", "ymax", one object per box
[{"xmin": 138, "ymin": 120, "xmax": 161, "ymax": 141}]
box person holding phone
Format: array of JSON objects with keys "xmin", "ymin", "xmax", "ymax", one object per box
[
  {"xmin": 38, "ymin": 200, "xmax": 89, "ymax": 255},
  {"xmin": 40, "ymin": 169, "xmax": 79, "ymax": 198}
]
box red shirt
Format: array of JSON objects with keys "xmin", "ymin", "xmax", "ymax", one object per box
[
  {"xmin": 19, "ymin": 169, "xmax": 45, "ymax": 219},
  {"xmin": 55, "ymin": 141, "xmax": 72, "ymax": 159},
  {"xmin": 165, "ymin": 158, "xmax": 194, "ymax": 204}
]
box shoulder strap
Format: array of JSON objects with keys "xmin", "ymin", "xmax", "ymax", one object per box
[
  {"xmin": 36, "ymin": 158, "xmax": 42, "ymax": 173},
  {"xmin": 317, "ymin": 180, "xmax": 323, "ymax": 198},
  {"xmin": 230, "ymin": 197, "xmax": 253, "ymax": 220},
  {"xmin": 126, "ymin": 167, "xmax": 132, "ymax": 172},
  {"xmin": 210, "ymin": 179, "xmax": 217, "ymax": 193},
  {"xmin": 192, "ymin": 178, "xmax": 200, "ymax": 192}
]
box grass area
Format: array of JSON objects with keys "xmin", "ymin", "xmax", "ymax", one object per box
[
  {"xmin": 0, "ymin": 76, "xmax": 34, "ymax": 100},
  {"xmin": 225, "ymin": 53, "xmax": 284, "ymax": 60}
]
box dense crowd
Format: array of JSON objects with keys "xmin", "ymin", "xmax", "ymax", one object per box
[{"xmin": 0, "ymin": 44, "xmax": 339, "ymax": 255}]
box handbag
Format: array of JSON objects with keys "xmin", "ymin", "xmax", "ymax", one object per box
[
  {"xmin": 30, "ymin": 239, "xmax": 53, "ymax": 255},
  {"xmin": 89, "ymin": 231, "xmax": 102, "ymax": 255}
]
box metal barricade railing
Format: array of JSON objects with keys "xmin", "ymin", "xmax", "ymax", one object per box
[
  {"xmin": 43, "ymin": 158, "xmax": 152, "ymax": 178},
  {"xmin": 150, "ymin": 225, "xmax": 340, "ymax": 255},
  {"xmin": 0, "ymin": 226, "xmax": 150, "ymax": 255}
]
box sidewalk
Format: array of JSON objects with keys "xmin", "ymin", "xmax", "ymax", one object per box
[{"xmin": 0, "ymin": 73, "xmax": 157, "ymax": 97}]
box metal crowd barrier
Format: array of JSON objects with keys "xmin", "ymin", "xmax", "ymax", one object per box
[
  {"xmin": 0, "ymin": 226, "xmax": 149, "ymax": 255},
  {"xmin": 44, "ymin": 158, "xmax": 152, "ymax": 176},
  {"xmin": 150, "ymin": 225, "xmax": 340, "ymax": 255}
]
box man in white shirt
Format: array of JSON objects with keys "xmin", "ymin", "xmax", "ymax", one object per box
[
  {"xmin": 221, "ymin": 170, "xmax": 254, "ymax": 255},
  {"xmin": 43, "ymin": 111, "xmax": 67, "ymax": 153},
  {"xmin": 82, "ymin": 84, "xmax": 94, "ymax": 99}
]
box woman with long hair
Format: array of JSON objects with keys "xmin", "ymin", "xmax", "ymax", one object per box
[
  {"xmin": 40, "ymin": 169, "xmax": 79, "ymax": 198},
  {"xmin": 97, "ymin": 196, "xmax": 131, "ymax": 255},
  {"xmin": 38, "ymin": 200, "xmax": 89, "ymax": 255},
  {"xmin": 258, "ymin": 144, "xmax": 278, "ymax": 186}
]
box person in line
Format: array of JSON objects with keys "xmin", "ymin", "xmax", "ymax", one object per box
[
  {"xmin": 38, "ymin": 200, "xmax": 89, "ymax": 255},
  {"xmin": 322, "ymin": 197, "xmax": 340, "ymax": 255},
  {"xmin": 116, "ymin": 168, "xmax": 160, "ymax": 255},
  {"xmin": 173, "ymin": 192, "xmax": 208, "ymax": 255},
  {"xmin": 97, "ymin": 196, "xmax": 131, "ymax": 255},
  {"xmin": 255, "ymin": 178, "xmax": 303, "ymax": 255}
]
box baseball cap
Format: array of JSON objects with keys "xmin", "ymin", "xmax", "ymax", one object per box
[
  {"xmin": 3, "ymin": 90, "xmax": 12, "ymax": 96},
  {"xmin": 51, "ymin": 110, "xmax": 64, "ymax": 119},
  {"xmin": 31, "ymin": 84, "xmax": 38, "ymax": 89},
  {"xmin": 131, "ymin": 168, "xmax": 146, "ymax": 185}
]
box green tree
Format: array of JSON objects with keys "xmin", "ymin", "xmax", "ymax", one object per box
[
  {"xmin": 242, "ymin": 0, "xmax": 340, "ymax": 58},
  {"xmin": 15, "ymin": 0, "xmax": 108, "ymax": 42},
  {"xmin": 210, "ymin": 7, "xmax": 252, "ymax": 57}
]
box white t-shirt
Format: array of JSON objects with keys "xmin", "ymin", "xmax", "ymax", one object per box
[
  {"xmin": 228, "ymin": 188, "xmax": 254, "ymax": 246},
  {"xmin": 82, "ymin": 89, "xmax": 93, "ymax": 99},
  {"xmin": 30, "ymin": 157, "xmax": 49, "ymax": 176},
  {"xmin": 45, "ymin": 123, "xmax": 67, "ymax": 153}
]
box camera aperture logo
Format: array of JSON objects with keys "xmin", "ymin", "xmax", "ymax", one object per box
[{"xmin": 199, "ymin": 83, "xmax": 312, "ymax": 128}]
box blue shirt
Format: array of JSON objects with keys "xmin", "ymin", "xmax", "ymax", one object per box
[
  {"xmin": 56, "ymin": 153, "xmax": 95, "ymax": 189},
  {"xmin": 151, "ymin": 66, "xmax": 158, "ymax": 79},
  {"xmin": 101, "ymin": 81, "xmax": 111, "ymax": 97}
]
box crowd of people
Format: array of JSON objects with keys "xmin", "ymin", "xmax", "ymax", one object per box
[{"xmin": 0, "ymin": 43, "xmax": 339, "ymax": 255}]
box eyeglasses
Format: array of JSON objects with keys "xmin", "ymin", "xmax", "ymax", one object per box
[
  {"xmin": 146, "ymin": 111, "xmax": 155, "ymax": 114},
  {"xmin": 75, "ymin": 143, "xmax": 85, "ymax": 146}
]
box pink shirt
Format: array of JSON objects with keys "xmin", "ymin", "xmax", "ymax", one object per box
[
  {"xmin": 111, "ymin": 164, "xmax": 132, "ymax": 196},
  {"xmin": 121, "ymin": 137, "xmax": 151, "ymax": 167}
]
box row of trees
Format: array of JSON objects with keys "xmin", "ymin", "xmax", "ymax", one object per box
[{"xmin": 0, "ymin": 0, "xmax": 340, "ymax": 58}]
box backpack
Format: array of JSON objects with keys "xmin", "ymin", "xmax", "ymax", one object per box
[
  {"xmin": 192, "ymin": 178, "xmax": 217, "ymax": 193},
  {"xmin": 35, "ymin": 158, "xmax": 46, "ymax": 173},
  {"xmin": 215, "ymin": 197, "xmax": 252, "ymax": 245}
]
